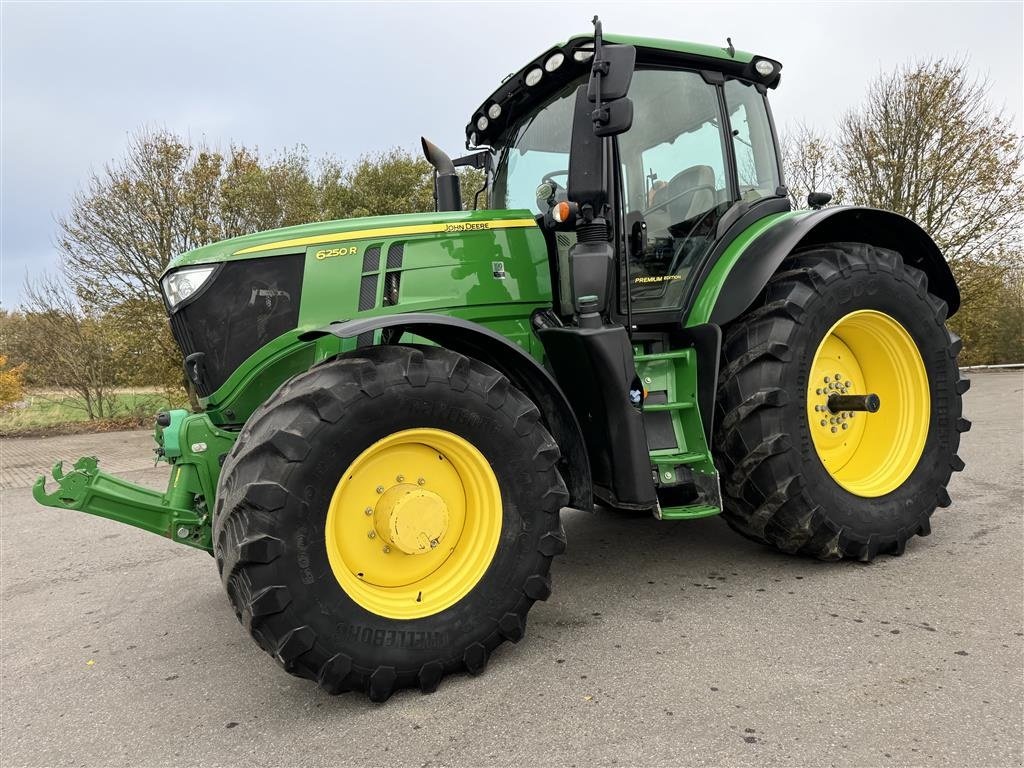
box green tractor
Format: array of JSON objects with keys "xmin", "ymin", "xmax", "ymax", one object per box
[{"xmin": 35, "ymin": 21, "xmax": 970, "ymax": 701}]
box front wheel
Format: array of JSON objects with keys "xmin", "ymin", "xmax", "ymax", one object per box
[
  {"xmin": 715, "ymin": 242, "xmax": 970, "ymax": 561},
  {"xmin": 213, "ymin": 345, "xmax": 568, "ymax": 700}
]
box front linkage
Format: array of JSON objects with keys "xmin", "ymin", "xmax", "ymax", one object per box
[{"xmin": 33, "ymin": 410, "xmax": 236, "ymax": 553}]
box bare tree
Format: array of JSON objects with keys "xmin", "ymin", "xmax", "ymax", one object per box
[
  {"xmin": 781, "ymin": 122, "xmax": 846, "ymax": 208},
  {"xmin": 19, "ymin": 275, "xmax": 120, "ymax": 419},
  {"xmin": 837, "ymin": 59, "xmax": 1024, "ymax": 278}
]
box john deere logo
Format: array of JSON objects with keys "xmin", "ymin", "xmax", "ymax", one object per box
[{"xmin": 315, "ymin": 246, "xmax": 359, "ymax": 260}]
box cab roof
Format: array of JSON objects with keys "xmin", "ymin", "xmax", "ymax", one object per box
[{"xmin": 466, "ymin": 33, "xmax": 781, "ymax": 149}]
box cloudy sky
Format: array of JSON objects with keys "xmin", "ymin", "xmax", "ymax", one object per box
[{"xmin": 2, "ymin": 1, "xmax": 1021, "ymax": 309}]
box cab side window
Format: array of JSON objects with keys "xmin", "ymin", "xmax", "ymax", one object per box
[
  {"xmin": 723, "ymin": 80, "xmax": 781, "ymax": 201},
  {"xmin": 618, "ymin": 69, "xmax": 731, "ymax": 312}
]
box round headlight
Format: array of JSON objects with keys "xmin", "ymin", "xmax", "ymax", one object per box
[
  {"xmin": 544, "ymin": 52, "xmax": 564, "ymax": 72},
  {"xmin": 755, "ymin": 60, "xmax": 775, "ymax": 76},
  {"xmin": 476, "ymin": 115, "xmax": 489, "ymax": 131},
  {"xmin": 487, "ymin": 103, "xmax": 502, "ymax": 120},
  {"xmin": 469, "ymin": 132, "xmax": 478, "ymax": 146},
  {"xmin": 524, "ymin": 67, "xmax": 543, "ymax": 87},
  {"xmin": 573, "ymin": 47, "xmax": 594, "ymax": 62}
]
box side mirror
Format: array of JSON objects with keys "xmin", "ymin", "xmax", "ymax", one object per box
[
  {"xmin": 587, "ymin": 43, "xmax": 635, "ymax": 138},
  {"xmin": 594, "ymin": 97, "xmax": 633, "ymax": 137},
  {"xmin": 808, "ymin": 191, "xmax": 833, "ymax": 209},
  {"xmin": 567, "ymin": 86, "xmax": 605, "ymax": 208},
  {"xmin": 587, "ymin": 44, "xmax": 635, "ymax": 102}
]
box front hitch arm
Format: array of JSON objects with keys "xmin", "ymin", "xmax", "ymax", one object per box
[{"xmin": 33, "ymin": 456, "xmax": 211, "ymax": 552}]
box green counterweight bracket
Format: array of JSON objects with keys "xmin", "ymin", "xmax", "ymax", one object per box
[{"xmin": 33, "ymin": 456, "xmax": 212, "ymax": 552}]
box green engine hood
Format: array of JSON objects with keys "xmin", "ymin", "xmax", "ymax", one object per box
[{"xmin": 164, "ymin": 209, "xmax": 538, "ymax": 275}]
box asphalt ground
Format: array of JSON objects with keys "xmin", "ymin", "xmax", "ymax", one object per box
[{"xmin": 1, "ymin": 370, "xmax": 1021, "ymax": 768}]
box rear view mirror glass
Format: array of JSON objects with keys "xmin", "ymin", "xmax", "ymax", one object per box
[
  {"xmin": 587, "ymin": 44, "xmax": 636, "ymax": 102},
  {"xmin": 594, "ymin": 97, "xmax": 633, "ymax": 137}
]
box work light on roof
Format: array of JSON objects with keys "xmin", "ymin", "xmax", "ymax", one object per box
[
  {"xmin": 476, "ymin": 115, "xmax": 489, "ymax": 131},
  {"xmin": 487, "ymin": 103, "xmax": 502, "ymax": 120},
  {"xmin": 573, "ymin": 45, "xmax": 594, "ymax": 62},
  {"xmin": 524, "ymin": 67, "xmax": 543, "ymax": 86},
  {"xmin": 755, "ymin": 59, "xmax": 775, "ymax": 76},
  {"xmin": 544, "ymin": 52, "xmax": 564, "ymax": 72}
]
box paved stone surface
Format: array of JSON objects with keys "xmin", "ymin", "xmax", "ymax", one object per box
[
  {"xmin": 0, "ymin": 430, "xmax": 155, "ymax": 490},
  {"xmin": 0, "ymin": 371, "xmax": 1021, "ymax": 767}
]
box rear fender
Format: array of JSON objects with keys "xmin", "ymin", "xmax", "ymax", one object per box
[
  {"xmin": 300, "ymin": 315, "xmax": 593, "ymax": 512},
  {"xmin": 694, "ymin": 206, "xmax": 960, "ymax": 328}
]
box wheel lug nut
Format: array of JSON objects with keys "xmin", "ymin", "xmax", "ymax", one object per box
[
  {"xmin": 845, "ymin": 381, "xmax": 852, "ymax": 388},
  {"xmin": 823, "ymin": 376, "xmax": 830, "ymax": 384},
  {"xmin": 417, "ymin": 477, "xmax": 426, "ymax": 486},
  {"xmin": 842, "ymin": 423, "xmax": 848, "ymax": 430},
  {"xmin": 831, "ymin": 426, "xmax": 838, "ymax": 433},
  {"xmin": 368, "ymin": 531, "xmax": 376, "ymax": 539},
  {"xmin": 375, "ymin": 485, "xmax": 384, "ymax": 494},
  {"xmin": 382, "ymin": 545, "xmax": 390, "ymax": 554},
  {"xmin": 396, "ymin": 475, "xmax": 404, "ymax": 483},
  {"xmin": 364, "ymin": 506, "xmax": 373, "ymax": 516},
  {"xmin": 834, "ymin": 373, "xmax": 841, "ymax": 380},
  {"xmin": 820, "ymin": 419, "xmax": 827, "ymax": 426}
]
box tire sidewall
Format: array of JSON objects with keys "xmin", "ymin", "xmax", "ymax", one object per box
[
  {"xmin": 258, "ymin": 364, "xmax": 550, "ymax": 671},
  {"xmin": 784, "ymin": 260, "xmax": 959, "ymax": 537}
]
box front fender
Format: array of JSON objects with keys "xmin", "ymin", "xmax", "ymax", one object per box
[
  {"xmin": 689, "ymin": 206, "xmax": 959, "ymax": 328},
  {"xmin": 299, "ymin": 314, "xmax": 593, "ymax": 512}
]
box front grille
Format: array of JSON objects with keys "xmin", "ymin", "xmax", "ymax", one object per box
[{"xmin": 168, "ymin": 254, "xmax": 304, "ymax": 397}]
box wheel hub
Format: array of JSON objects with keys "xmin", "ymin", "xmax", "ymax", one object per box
[
  {"xmin": 375, "ymin": 484, "xmax": 449, "ymax": 555},
  {"xmin": 806, "ymin": 310, "xmax": 929, "ymax": 497},
  {"xmin": 324, "ymin": 428, "xmax": 503, "ymax": 620}
]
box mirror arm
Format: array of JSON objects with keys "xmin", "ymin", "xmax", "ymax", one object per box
[{"xmin": 452, "ymin": 151, "xmax": 491, "ymax": 171}]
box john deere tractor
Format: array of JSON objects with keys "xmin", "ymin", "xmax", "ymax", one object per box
[{"xmin": 35, "ymin": 20, "xmax": 970, "ymax": 701}]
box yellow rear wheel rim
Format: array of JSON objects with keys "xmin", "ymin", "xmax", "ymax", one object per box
[
  {"xmin": 325, "ymin": 428, "xmax": 502, "ymax": 619},
  {"xmin": 806, "ymin": 310, "xmax": 930, "ymax": 497}
]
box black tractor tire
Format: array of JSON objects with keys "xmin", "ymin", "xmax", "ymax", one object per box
[
  {"xmin": 213, "ymin": 345, "xmax": 568, "ymax": 701},
  {"xmin": 714, "ymin": 242, "xmax": 969, "ymax": 561}
]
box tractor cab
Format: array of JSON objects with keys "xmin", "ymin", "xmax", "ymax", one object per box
[
  {"xmin": 467, "ymin": 31, "xmax": 787, "ymax": 322},
  {"xmin": 453, "ymin": 27, "xmax": 790, "ymax": 514}
]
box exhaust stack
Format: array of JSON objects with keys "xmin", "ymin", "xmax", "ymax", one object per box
[{"xmin": 421, "ymin": 137, "xmax": 462, "ymax": 212}]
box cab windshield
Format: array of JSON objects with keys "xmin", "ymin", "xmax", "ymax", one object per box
[{"xmin": 489, "ymin": 68, "xmax": 782, "ymax": 314}]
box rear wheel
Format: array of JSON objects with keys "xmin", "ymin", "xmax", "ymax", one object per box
[
  {"xmin": 214, "ymin": 345, "xmax": 567, "ymax": 700},
  {"xmin": 714, "ymin": 242, "xmax": 969, "ymax": 561}
]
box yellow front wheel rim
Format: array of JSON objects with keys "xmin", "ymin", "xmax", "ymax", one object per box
[
  {"xmin": 806, "ymin": 310, "xmax": 930, "ymax": 497},
  {"xmin": 325, "ymin": 428, "xmax": 502, "ymax": 620}
]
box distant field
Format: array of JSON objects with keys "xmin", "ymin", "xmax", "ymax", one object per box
[{"xmin": 0, "ymin": 389, "xmax": 186, "ymax": 435}]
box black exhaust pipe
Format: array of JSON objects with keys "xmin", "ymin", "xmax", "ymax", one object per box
[{"xmin": 421, "ymin": 137, "xmax": 462, "ymax": 212}]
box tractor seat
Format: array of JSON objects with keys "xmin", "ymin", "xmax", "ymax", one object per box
[{"xmin": 647, "ymin": 165, "xmax": 717, "ymax": 237}]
